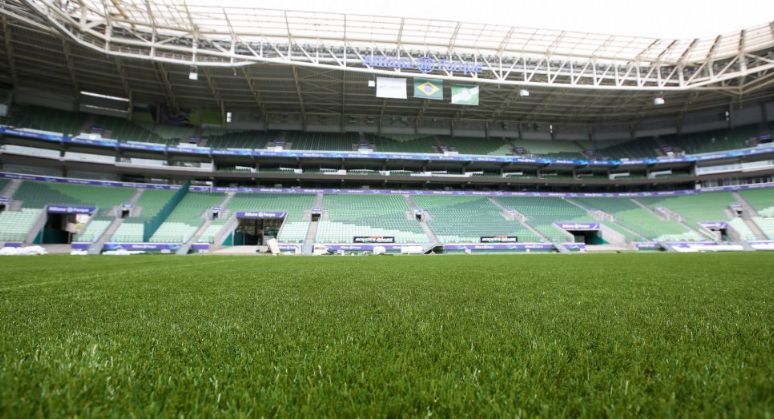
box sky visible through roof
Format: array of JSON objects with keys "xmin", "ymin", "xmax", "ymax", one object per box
[{"xmin": 185, "ymin": 0, "xmax": 773, "ymax": 40}]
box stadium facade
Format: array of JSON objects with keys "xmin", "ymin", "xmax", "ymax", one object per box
[{"xmin": 0, "ymin": 1, "xmax": 773, "ymax": 254}]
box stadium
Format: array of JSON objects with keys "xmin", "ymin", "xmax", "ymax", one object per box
[{"xmin": 0, "ymin": 0, "xmax": 772, "ymax": 416}]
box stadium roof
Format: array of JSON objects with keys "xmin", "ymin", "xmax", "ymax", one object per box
[{"xmin": 1, "ymin": 0, "xmax": 773, "ymax": 126}]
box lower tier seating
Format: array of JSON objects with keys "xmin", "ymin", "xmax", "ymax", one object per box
[
  {"xmin": 150, "ymin": 193, "xmax": 224, "ymax": 243},
  {"xmin": 412, "ymin": 196, "xmax": 541, "ymax": 243},
  {"xmin": 316, "ymin": 194, "xmax": 427, "ymax": 243}
]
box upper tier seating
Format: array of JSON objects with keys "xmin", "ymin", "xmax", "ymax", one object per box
[
  {"xmin": 512, "ymin": 140, "xmax": 585, "ymax": 159},
  {"xmin": 285, "ymin": 132, "xmax": 360, "ymax": 151},
  {"xmin": 436, "ymin": 137, "xmax": 514, "ymax": 155},
  {"xmin": 365, "ymin": 134, "xmax": 439, "ymax": 154},
  {"xmin": 596, "ymin": 138, "xmax": 661, "ymax": 159},
  {"xmin": 3, "ymin": 105, "xmax": 768, "ymax": 159},
  {"xmin": 3, "ymin": 106, "xmax": 87, "ymax": 135},
  {"xmin": 411, "ymin": 195, "xmax": 541, "ymax": 243},
  {"xmin": 90, "ymin": 115, "xmax": 160, "ymax": 143},
  {"xmin": 316, "ymin": 194, "xmax": 427, "ymax": 243},
  {"xmin": 203, "ymin": 130, "xmax": 276, "ymax": 149}
]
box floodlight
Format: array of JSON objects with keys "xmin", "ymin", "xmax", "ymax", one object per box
[{"xmin": 653, "ymin": 97, "xmax": 665, "ymax": 105}]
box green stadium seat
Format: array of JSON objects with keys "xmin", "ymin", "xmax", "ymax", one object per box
[
  {"xmin": 411, "ymin": 196, "xmax": 541, "ymax": 243},
  {"xmin": 316, "ymin": 194, "xmax": 427, "ymax": 243}
]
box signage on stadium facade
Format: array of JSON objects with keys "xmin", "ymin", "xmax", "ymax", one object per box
[
  {"xmin": 480, "ymin": 236, "xmax": 518, "ymax": 243},
  {"xmin": 0, "ymin": 196, "xmax": 8, "ymax": 203},
  {"xmin": 46, "ymin": 205, "xmax": 96, "ymax": 214},
  {"xmin": 235, "ymin": 211, "xmax": 287, "ymax": 219},
  {"xmin": 362, "ymin": 55, "xmax": 483, "ymax": 75},
  {"xmin": 353, "ymin": 236, "xmax": 395, "ymax": 244},
  {"xmin": 555, "ymin": 222, "xmax": 600, "ymax": 231}
]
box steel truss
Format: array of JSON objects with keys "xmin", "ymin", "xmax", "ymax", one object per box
[{"xmin": 3, "ymin": 0, "xmax": 773, "ymax": 94}]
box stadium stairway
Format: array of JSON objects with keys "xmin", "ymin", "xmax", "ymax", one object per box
[
  {"xmin": 301, "ymin": 192, "xmax": 324, "ymax": 254},
  {"xmin": 631, "ymin": 198, "xmax": 716, "ymax": 241},
  {"xmin": 88, "ymin": 188, "xmax": 146, "ymax": 254},
  {"xmin": 1, "ymin": 179, "xmax": 22, "ymax": 198},
  {"xmin": 564, "ymin": 198, "xmax": 638, "ymax": 247},
  {"xmin": 177, "ymin": 192, "xmax": 235, "ymax": 254},
  {"xmin": 486, "ymin": 197, "xmax": 551, "ymax": 242},
  {"xmin": 23, "ymin": 209, "xmax": 49, "ymax": 245},
  {"xmin": 404, "ymin": 195, "xmax": 440, "ymax": 244},
  {"xmin": 732, "ymin": 192, "xmax": 769, "ymax": 240}
]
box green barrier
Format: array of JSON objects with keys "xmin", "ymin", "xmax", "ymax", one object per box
[{"xmin": 143, "ymin": 182, "xmax": 189, "ymax": 241}]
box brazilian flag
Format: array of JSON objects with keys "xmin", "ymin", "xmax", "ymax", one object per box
[{"xmin": 413, "ymin": 78, "xmax": 443, "ymax": 101}]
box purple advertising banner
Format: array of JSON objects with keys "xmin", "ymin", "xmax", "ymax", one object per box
[
  {"xmin": 70, "ymin": 242, "xmax": 90, "ymax": 250},
  {"xmin": 0, "ymin": 196, "xmax": 8, "ymax": 203},
  {"xmin": 555, "ymin": 222, "xmax": 601, "ymax": 231},
  {"xmin": 2, "ymin": 242, "xmax": 23, "ymax": 248},
  {"xmin": 235, "ymin": 211, "xmax": 287, "ymax": 219},
  {"xmin": 190, "ymin": 244, "xmax": 210, "ymax": 251},
  {"xmin": 635, "ymin": 242, "xmax": 661, "ymax": 250},
  {"xmin": 46, "ymin": 205, "xmax": 96, "ymax": 214},
  {"xmin": 562, "ymin": 243, "xmax": 587, "ymax": 251},
  {"xmin": 323, "ymin": 244, "xmax": 408, "ymax": 252},
  {"xmin": 103, "ymin": 243, "xmax": 180, "ymax": 251},
  {"xmin": 443, "ymin": 243, "xmax": 556, "ymax": 251}
]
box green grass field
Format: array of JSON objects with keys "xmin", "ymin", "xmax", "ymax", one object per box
[{"xmin": 0, "ymin": 253, "xmax": 771, "ymax": 417}]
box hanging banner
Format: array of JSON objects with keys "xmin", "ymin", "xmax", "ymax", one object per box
[
  {"xmin": 413, "ymin": 78, "xmax": 443, "ymax": 100},
  {"xmin": 451, "ymin": 85, "xmax": 479, "ymax": 106},
  {"xmin": 376, "ymin": 77, "xmax": 407, "ymax": 99}
]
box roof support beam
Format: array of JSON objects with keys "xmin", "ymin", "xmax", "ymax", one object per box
[
  {"xmin": 61, "ymin": 39, "xmax": 80, "ymax": 105},
  {"xmin": 291, "ymin": 65, "xmax": 307, "ymax": 130},
  {"xmin": 340, "ymin": 70, "xmax": 346, "ymax": 131},
  {"xmin": 114, "ymin": 58, "xmax": 133, "ymax": 116},
  {"xmin": 154, "ymin": 62, "xmax": 178, "ymax": 111},
  {"xmin": 2, "ymin": 17, "xmax": 18, "ymax": 86},
  {"xmin": 239, "ymin": 67, "xmax": 266, "ymax": 112}
]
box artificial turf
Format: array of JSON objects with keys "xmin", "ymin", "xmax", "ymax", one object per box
[{"xmin": 0, "ymin": 253, "xmax": 771, "ymax": 417}]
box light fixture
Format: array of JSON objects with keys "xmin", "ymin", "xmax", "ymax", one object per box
[
  {"xmin": 189, "ymin": 70, "xmax": 199, "ymax": 81},
  {"xmin": 653, "ymin": 97, "xmax": 665, "ymax": 106},
  {"xmin": 226, "ymin": 111, "xmax": 232, "ymax": 123},
  {"xmin": 368, "ymin": 80, "xmax": 376, "ymax": 87},
  {"xmin": 519, "ymin": 89, "xmax": 530, "ymax": 97}
]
